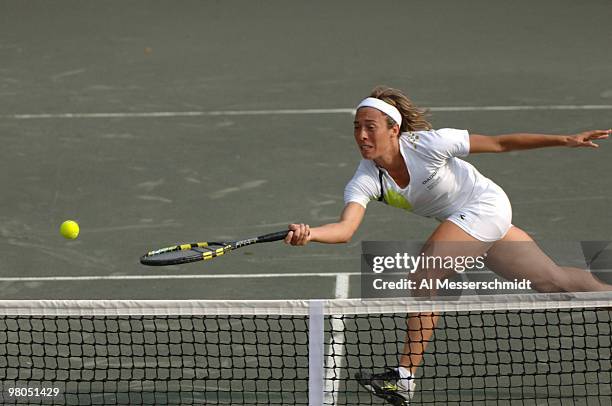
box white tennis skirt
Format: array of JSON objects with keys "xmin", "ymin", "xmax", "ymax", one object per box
[{"xmin": 443, "ymin": 183, "xmax": 513, "ymax": 242}]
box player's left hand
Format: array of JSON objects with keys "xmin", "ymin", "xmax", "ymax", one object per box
[{"xmin": 567, "ymin": 129, "xmax": 610, "ymax": 148}]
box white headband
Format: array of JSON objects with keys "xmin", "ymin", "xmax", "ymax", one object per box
[{"xmin": 356, "ymin": 97, "xmax": 402, "ymax": 127}]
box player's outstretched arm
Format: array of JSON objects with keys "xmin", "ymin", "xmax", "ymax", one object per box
[
  {"xmin": 469, "ymin": 129, "xmax": 610, "ymax": 153},
  {"xmin": 285, "ymin": 202, "xmax": 366, "ymax": 246}
]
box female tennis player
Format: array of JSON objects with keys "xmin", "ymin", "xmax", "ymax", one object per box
[{"xmin": 284, "ymin": 86, "xmax": 611, "ymax": 405}]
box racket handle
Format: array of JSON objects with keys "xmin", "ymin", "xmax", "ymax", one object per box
[{"xmin": 257, "ymin": 230, "xmax": 290, "ymax": 243}]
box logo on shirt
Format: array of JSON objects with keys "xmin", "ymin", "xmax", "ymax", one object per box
[
  {"xmin": 422, "ymin": 168, "xmax": 442, "ymax": 190},
  {"xmin": 459, "ymin": 214, "xmax": 466, "ymax": 220},
  {"xmin": 406, "ymin": 132, "xmax": 419, "ymax": 149},
  {"xmin": 422, "ymin": 169, "xmax": 439, "ymax": 185}
]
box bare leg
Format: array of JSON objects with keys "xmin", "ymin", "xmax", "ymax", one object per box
[
  {"xmin": 485, "ymin": 226, "xmax": 612, "ymax": 292},
  {"xmin": 399, "ymin": 225, "xmax": 611, "ymax": 378},
  {"xmin": 399, "ymin": 313, "xmax": 438, "ymax": 374},
  {"xmin": 399, "ymin": 221, "xmax": 492, "ymax": 374}
]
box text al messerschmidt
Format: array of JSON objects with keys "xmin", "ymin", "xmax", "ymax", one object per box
[{"xmin": 373, "ymin": 278, "xmax": 532, "ymax": 291}]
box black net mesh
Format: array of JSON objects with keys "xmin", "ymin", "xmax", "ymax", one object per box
[{"xmin": 0, "ymin": 304, "xmax": 610, "ymax": 405}]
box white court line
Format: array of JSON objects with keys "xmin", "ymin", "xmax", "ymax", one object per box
[
  {"xmin": 3, "ymin": 269, "xmax": 608, "ymax": 283},
  {"xmin": 4, "ymin": 105, "xmax": 612, "ymax": 120},
  {"xmin": 0, "ymin": 272, "xmax": 362, "ymax": 282},
  {"xmin": 430, "ymin": 105, "xmax": 612, "ymax": 112},
  {"xmin": 5, "ymin": 109, "xmax": 352, "ymax": 119}
]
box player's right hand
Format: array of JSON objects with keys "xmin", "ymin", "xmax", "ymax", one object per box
[{"xmin": 285, "ymin": 223, "xmax": 311, "ymax": 246}]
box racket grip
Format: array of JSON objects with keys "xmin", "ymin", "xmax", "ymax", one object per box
[{"xmin": 257, "ymin": 230, "xmax": 290, "ymax": 243}]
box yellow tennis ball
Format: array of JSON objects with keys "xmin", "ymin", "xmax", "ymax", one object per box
[{"xmin": 60, "ymin": 220, "xmax": 80, "ymax": 239}]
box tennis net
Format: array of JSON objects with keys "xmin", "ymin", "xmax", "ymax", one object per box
[{"xmin": 0, "ymin": 293, "xmax": 610, "ymax": 405}]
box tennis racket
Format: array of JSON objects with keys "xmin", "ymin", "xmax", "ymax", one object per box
[{"xmin": 140, "ymin": 230, "xmax": 289, "ymax": 266}]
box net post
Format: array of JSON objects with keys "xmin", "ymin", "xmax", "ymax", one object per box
[{"xmin": 308, "ymin": 300, "xmax": 325, "ymax": 406}]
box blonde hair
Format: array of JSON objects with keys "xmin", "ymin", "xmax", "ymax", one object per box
[{"xmin": 369, "ymin": 86, "xmax": 432, "ymax": 132}]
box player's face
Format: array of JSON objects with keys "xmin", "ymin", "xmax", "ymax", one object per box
[{"xmin": 353, "ymin": 107, "xmax": 397, "ymax": 160}]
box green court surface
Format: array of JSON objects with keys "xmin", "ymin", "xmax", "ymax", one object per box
[
  {"xmin": 3, "ymin": 3, "xmax": 612, "ymax": 405},
  {"xmin": 0, "ymin": 0, "xmax": 611, "ymax": 298},
  {"xmin": 1, "ymin": 0, "xmax": 611, "ymax": 301}
]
